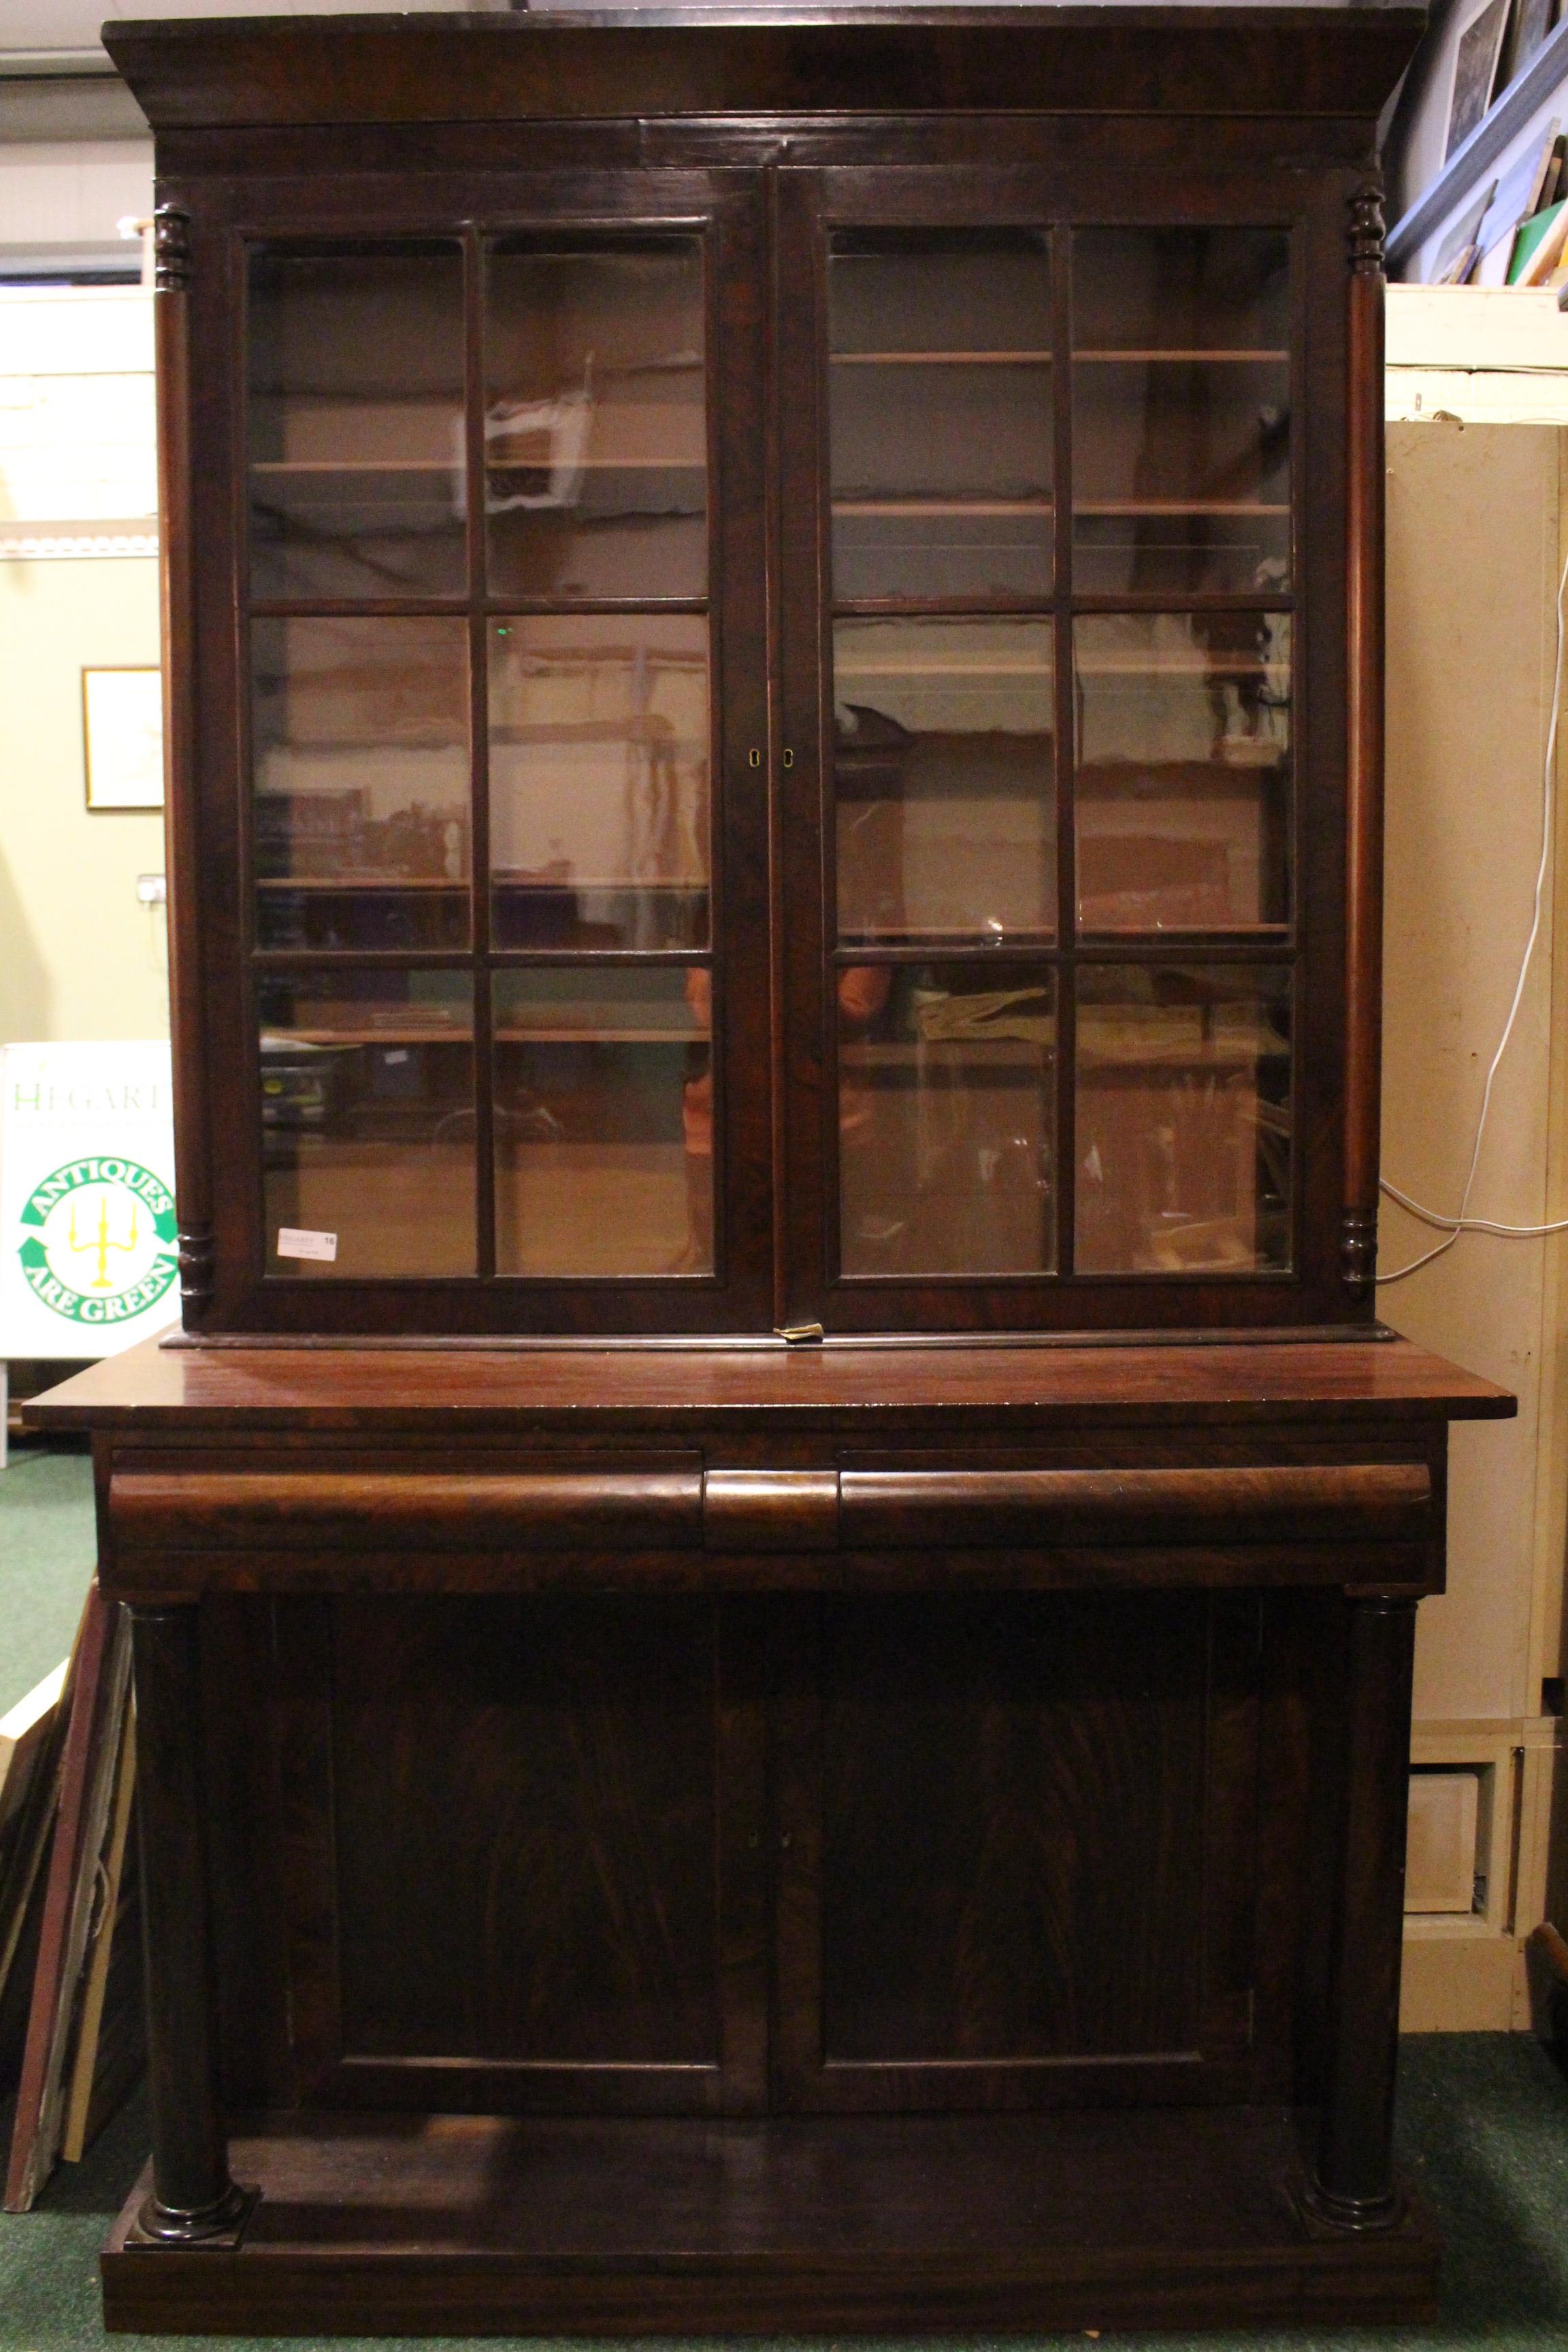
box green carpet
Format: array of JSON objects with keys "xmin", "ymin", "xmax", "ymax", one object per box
[
  {"xmin": 0, "ymin": 1439, "xmax": 95, "ymax": 1716},
  {"xmin": 4, "ymin": 1442, "xmax": 1568, "ymax": 2346}
]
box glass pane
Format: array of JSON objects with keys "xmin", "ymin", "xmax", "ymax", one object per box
[
  {"xmin": 1075, "ymin": 613, "xmax": 1290, "ymax": 932},
  {"xmin": 834, "ymin": 619, "xmax": 1055, "ymax": 946},
  {"xmin": 252, "ymin": 617, "xmax": 470, "ymax": 951},
  {"xmin": 1074, "ymin": 964, "xmax": 1291, "ymax": 1275},
  {"xmin": 489, "ymin": 615, "xmax": 709, "ymax": 951},
  {"xmin": 828, "ymin": 231, "xmax": 1052, "ymax": 602},
  {"xmin": 248, "ymin": 245, "xmax": 465, "ymax": 599},
  {"xmin": 259, "ymin": 970, "xmax": 475, "ymax": 1277},
  {"xmin": 495, "ymin": 968, "xmax": 712, "ymax": 1277},
  {"xmin": 1073, "ymin": 229, "xmax": 1290, "ymax": 595},
  {"xmin": 838, "ymin": 963, "xmax": 1056, "ymax": 1276},
  {"xmin": 486, "ymin": 237, "xmax": 706, "ymax": 600}
]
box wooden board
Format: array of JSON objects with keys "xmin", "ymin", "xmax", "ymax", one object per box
[
  {"xmin": 101, "ymin": 2106, "xmax": 1437, "ymax": 2336},
  {"xmin": 24, "ymin": 1331, "xmax": 1514, "ymax": 1431}
]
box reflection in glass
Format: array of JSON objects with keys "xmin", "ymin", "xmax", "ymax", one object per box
[
  {"xmin": 838, "ymin": 964, "xmax": 1056, "ymax": 1276},
  {"xmin": 834, "ymin": 620, "xmax": 1055, "ymax": 945},
  {"xmin": 259, "ymin": 970, "xmax": 475, "ymax": 1277},
  {"xmin": 485, "ymin": 238, "xmax": 706, "ymax": 600},
  {"xmin": 489, "ymin": 615, "xmax": 709, "ymax": 951},
  {"xmin": 1075, "ymin": 613, "xmax": 1290, "ymax": 932},
  {"xmin": 494, "ymin": 968, "xmax": 712, "ymax": 1277},
  {"xmin": 1074, "ymin": 965, "xmax": 1290, "ymax": 1275},
  {"xmin": 248, "ymin": 246, "xmax": 465, "ymax": 599},
  {"xmin": 1073, "ymin": 229, "xmax": 1290, "ymax": 595},
  {"xmin": 828, "ymin": 231, "xmax": 1052, "ymax": 600},
  {"xmin": 252, "ymin": 617, "xmax": 470, "ymax": 950}
]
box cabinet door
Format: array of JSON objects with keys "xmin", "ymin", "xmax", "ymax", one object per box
[
  {"xmin": 776, "ymin": 167, "xmax": 1341, "ymax": 1333},
  {"xmin": 772, "ymin": 1588, "xmax": 1271, "ymax": 2112},
  {"xmin": 260, "ymin": 1590, "xmax": 770, "ymax": 2117},
  {"xmin": 206, "ymin": 171, "xmax": 772, "ymax": 1332}
]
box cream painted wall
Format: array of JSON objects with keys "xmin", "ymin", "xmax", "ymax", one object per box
[
  {"xmin": 0, "ymin": 553, "xmax": 168, "ymax": 1042},
  {"xmin": 1383, "ymin": 418, "xmax": 1568, "ymax": 2028},
  {"xmin": 0, "ymin": 137, "xmax": 151, "ymax": 251},
  {"xmin": 1384, "ymin": 420, "xmax": 1560, "ymax": 1725}
]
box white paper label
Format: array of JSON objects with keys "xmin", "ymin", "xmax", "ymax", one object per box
[{"xmin": 276, "ymin": 1226, "xmax": 338, "ymax": 1262}]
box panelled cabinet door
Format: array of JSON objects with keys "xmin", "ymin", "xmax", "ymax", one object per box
[
  {"xmin": 775, "ymin": 166, "xmax": 1349, "ymax": 1335},
  {"xmin": 771, "ymin": 1589, "xmax": 1275, "ymax": 2111},
  {"xmin": 265, "ymin": 1592, "xmax": 770, "ymax": 2117},
  {"xmin": 200, "ymin": 170, "xmax": 774, "ymax": 1333}
]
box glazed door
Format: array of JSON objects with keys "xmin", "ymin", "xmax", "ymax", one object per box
[
  {"xmin": 200, "ymin": 169, "xmax": 772, "ymax": 1333},
  {"xmin": 774, "ymin": 165, "xmax": 1346, "ymax": 1335}
]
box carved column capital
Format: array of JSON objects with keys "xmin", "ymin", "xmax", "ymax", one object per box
[
  {"xmin": 153, "ymin": 203, "xmax": 192, "ymax": 294},
  {"xmin": 1349, "ymin": 181, "xmax": 1386, "ymax": 278}
]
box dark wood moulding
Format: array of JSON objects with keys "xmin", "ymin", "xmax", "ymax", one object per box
[{"xmin": 106, "ymin": 9, "xmax": 1427, "ymax": 135}]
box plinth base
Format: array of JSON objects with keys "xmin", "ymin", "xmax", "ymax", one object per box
[{"xmin": 103, "ymin": 2107, "xmax": 1439, "ymax": 2336}]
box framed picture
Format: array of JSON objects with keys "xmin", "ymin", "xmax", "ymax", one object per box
[
  {"xmin": 1448, "ymin": 0, "xmax": 1512, "ymax": 157},
  {"xmin": 1503, "ymin": 0, "xmax": 1558, "ymax": 85},
  {"xmin": 82, "ymin": 668, "xmax": 164, "ymax": 811}
]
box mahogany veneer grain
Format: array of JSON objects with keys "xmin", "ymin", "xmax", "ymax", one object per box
[{"xmin": 28, "ymin": 1333, "xmax": 1513, "ymax": 1432}]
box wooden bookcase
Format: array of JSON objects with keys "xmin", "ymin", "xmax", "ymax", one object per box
[{"xmin": 24, "ymin": 8, "xmax": 1520, "ymax": 2334}]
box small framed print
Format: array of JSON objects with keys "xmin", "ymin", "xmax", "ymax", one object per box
[
  {"xmin": 1448, "ymin": 0, "xmax": 1512, "ymax": 158},
  {"xmin": 82, "ymin": 667, "xmax": 164, "ymax": 811},
  {"xmin": 1503, "ymin": 0, "xmax": 1558, "ymax": 87}
]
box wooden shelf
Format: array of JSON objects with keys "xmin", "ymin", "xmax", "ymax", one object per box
[
  {"xmin": 252, "ymin": 458, "xmax": 706, "ymax": 475},
  {"xmin": 1076, "ymin": 502, "xmax": 1288, "ymax": 517},
  {"xmin": 255, "ymin": 877, "xmax": 708, "ymax": 892},
  {"xmin": 257, "ymin": 876, "xmax": 466, "ymax": 891},
  {"xmin": 266, "ymin": 1026, "xmax": 704, "ymax": 1047},
  {"xmin": 835, "ymin": 661, "xmax": 1052, "ymax": 677},
  {"xmin": 251, "ymin": 460, "xmax": 457, "ymax": 474},
  {"xmin": 488, "ymin": 458, "xmax": 706, "ymax": 472},
  {"xmin": 1074, "ymin": 348, "xmax": 1289, "ymax": 363},
  {"xmin": 832, "ymin": 349, "xmax": 1052, "ymax": 364},
  {"xmin": 834, "ymin": 498, "xmax": 1052, "ymax": 516},
  {"xmin": 101, "ymin": 2107, "xmax": 1437, "ymax": 2338}
]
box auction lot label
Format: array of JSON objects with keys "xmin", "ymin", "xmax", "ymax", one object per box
[{"xmin": 0, "ymin": 1043, "xmax": 177, "ymax": 1357}]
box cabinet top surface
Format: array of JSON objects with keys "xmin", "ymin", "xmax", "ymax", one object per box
[
  {"xmin": 24, "ymin": 1332, "xmax": 1511, "ymax": 1432},
  {"xmin": 105, "ymin": 5, "xmax": 1426, "ymax": 133}
]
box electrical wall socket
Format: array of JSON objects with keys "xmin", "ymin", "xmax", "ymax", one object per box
[{"xmin": 136, "ymin": 873, "xmax": 167, "ymax": 906}]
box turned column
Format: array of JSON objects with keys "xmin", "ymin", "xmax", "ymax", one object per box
[
  {"xmin": 129, "ymin": 1603, "xmax": 250, "ymax": 2244},
  {"xmin": 1311, "ymin": 1591, "xmax": 1418, "ymax": 2225},
  {"xmin": 152, "ymin": 201, "xmax": 217, "ymax": 1324},
  {"xmin": 1341, "ymin": 176, "xmax": 1387, "ymax": 1298}
]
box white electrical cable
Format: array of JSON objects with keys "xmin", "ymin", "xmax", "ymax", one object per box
[{"xmin": 1377, "ymin": 536, "xmax": 1568, "ymax": 1284}]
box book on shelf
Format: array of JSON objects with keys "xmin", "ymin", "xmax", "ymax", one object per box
[
  {"xmin": 1454, "ymin": 121, "xmax": 1564, "ymax": 284},
  {"xmin": 1510, "ymin": 197, "xmax": 1568, "ymax": 284},
  {"xmin": 1519, "ymin": 118, "xmax": 1564, "ymax": 220},
  {"xmin": 1432, "ymin": 180, "xmax": 1498, "ymax": 283},
  {"xmin": 3, "ymin": 1585, "xmax": 142, "ymax": 2212}
]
